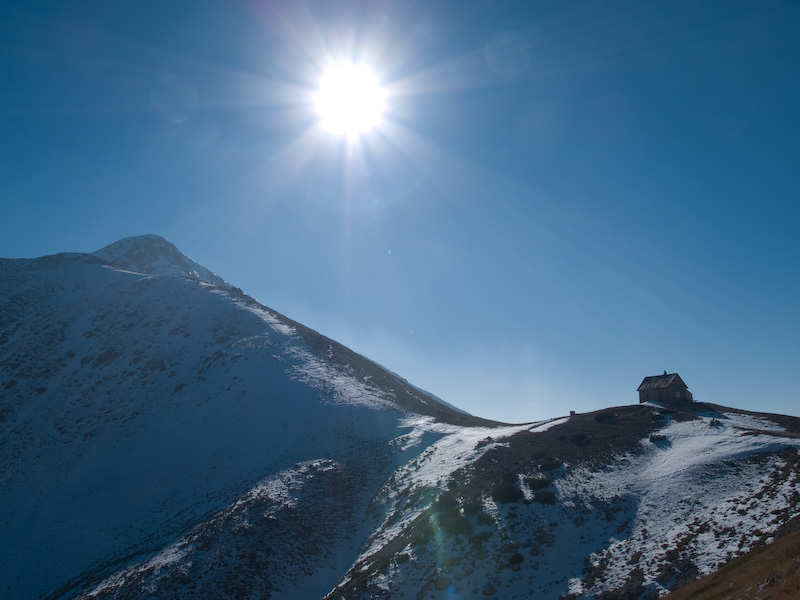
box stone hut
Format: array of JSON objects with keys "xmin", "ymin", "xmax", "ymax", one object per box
[{"xmin": 637, "ymin": 371, "xmax": 693, "ymax": 404}]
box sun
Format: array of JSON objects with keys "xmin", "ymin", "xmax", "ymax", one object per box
[{"xmin": 315, "ymin": 63, "xmax": 386, "ymax": 137}]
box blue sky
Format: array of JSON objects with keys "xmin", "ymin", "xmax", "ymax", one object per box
[{"xmin": 2, "ymin": 0, "xmax": 799, "ymax": 422}]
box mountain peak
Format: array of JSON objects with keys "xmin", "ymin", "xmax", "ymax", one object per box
[{"xmin": 91, "ymin": 234, "xmax": 226, "ymax": 286}]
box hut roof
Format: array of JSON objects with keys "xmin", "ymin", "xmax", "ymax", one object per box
[{"xmin": 637, "ymin": 372, "xmax": 688, "ymax": 392}]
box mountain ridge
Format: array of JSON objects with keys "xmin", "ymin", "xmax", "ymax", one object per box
[
  {"xmin": 0, "ymin": 236, "xmax": 500, "ymax": 600},
  {"xmin": 2, "ymin": 236, "xmax": 799, "ymax": 600}
]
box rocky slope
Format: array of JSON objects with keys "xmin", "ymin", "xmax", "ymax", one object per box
[
  {"xmin": 326, "ymin": 403, "xmax": 800, "ymax": 599},
  {"xmin": 662, "ymin": 517, "xmax": 800, "ymax": 600},
  {"xmin": 2, "ymin": 235, "xmax": 799, "ymax": 600}
]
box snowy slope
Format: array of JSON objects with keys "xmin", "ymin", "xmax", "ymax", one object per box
[
  {"xmin": 561, "ymin": 411, "xmax": 800, "ymax": 597},
  {"xmin": 65, "ymin": 404, "xmax": 800, "ymax": 600},
  {"xmin": 328, "ymin": 405, "xmax": 800, "ymax": 599},
  {"xmin": 0, "ymin": 236, "xmax": 493, "ymax": 600},
  {"xmin": 3, "ymin": 236, "xmax": 799, "ymax": 600}
]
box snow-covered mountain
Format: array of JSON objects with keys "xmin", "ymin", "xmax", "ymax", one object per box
[
  {"xmin": 1, "ymin": 235, "xmax": 798, "ymax": 600},
  {"xmin": 90, "ymin": 234, "xmax": 227, "ymax": 286}
]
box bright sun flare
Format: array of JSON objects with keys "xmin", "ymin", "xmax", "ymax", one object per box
[{"xmin": 315, "ymin": 64, "xmax": 386, "ymax": 137}]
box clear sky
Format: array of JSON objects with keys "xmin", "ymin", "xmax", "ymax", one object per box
[{"xmin": 2, "ymin": 1, "xmax": 799, "ymax": 423}]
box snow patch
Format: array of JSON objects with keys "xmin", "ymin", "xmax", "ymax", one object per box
[{"xmin": 559, "ymin": 412, "xmax": 800, "ymax": 597}]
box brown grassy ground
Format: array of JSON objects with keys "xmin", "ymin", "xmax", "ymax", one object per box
[{"xmin": 663, "ymin": 523, "xmax": 800, "ymax": 600}]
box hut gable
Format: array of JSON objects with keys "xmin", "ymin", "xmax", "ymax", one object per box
[{"xmin": 637, "ymin": 371, "xmax": 693, "ymax": 404}]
